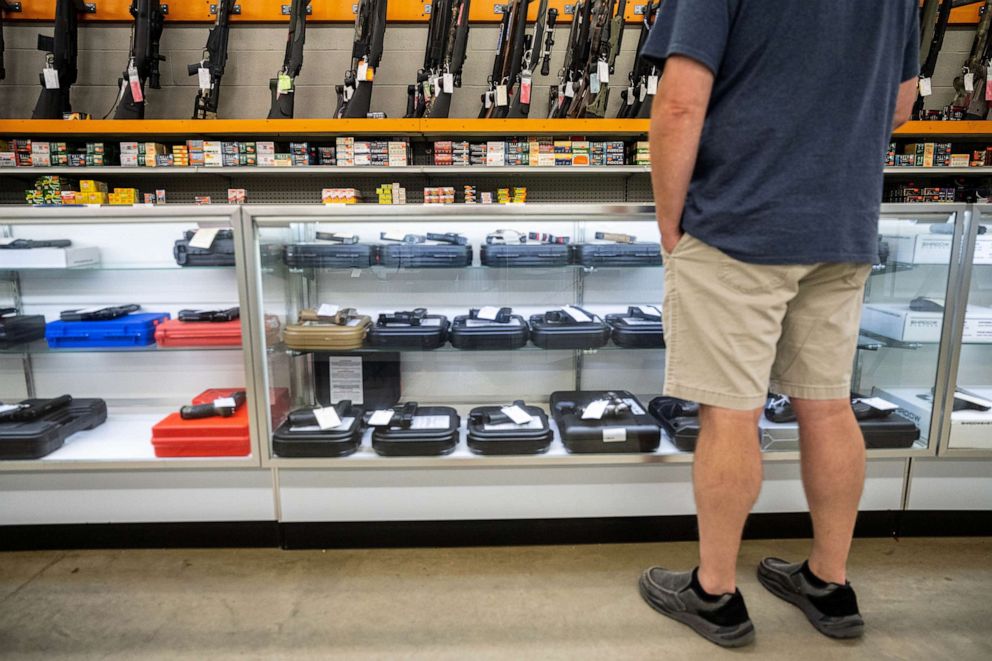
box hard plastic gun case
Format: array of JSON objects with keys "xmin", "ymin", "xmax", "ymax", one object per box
[
  {"xmin": 155, "ymin": 319, "xmax": 242, "ymax": 348},
  {"xmin": 371, "ymin": 405, "xmax": 461, "ymax": 456},
  {"xmin": 480, "ymin": 244, "xmax": 571, "ymax": 267},
  {"xmin": 550, "ymin": 391, "xmax": 661, "ymax": 453},
  {"xmin": 282, "ymin": 316, "xmax": 372, "ymax": 351},
  {"xmin": 45, "ymin": 312, "xmax": 171, "ymax": 348},
  {"xmin": 570, "ymin": 243, "xmax": 663, "ymax": 267},
  {"xmin": 0, "ymin": 313, "xmax": 46, "ymax": 349},
  {"xmin": 449, "ymin": 314, "xmax": 530, "ymax": 350},
  {"xmin": 150, "ymin": 388, "xmax": 250, "ymax": 458},
  {"xmin": 272, "ymin": 403, "xmax": 366, "ymax": 458},
  {"xmin": 367, "ymin": 315, "xmax": 450, "ymax": 350},
  {"xmin": 375, "ymin": 243, "xmax": 473, "ymax": 268},
  {"xmin": 283, "ymin": 243, "xmax": 375, "ymax": 268},
  {"xmin": 174, "ymin": 229, "xmax": 237, "ymax": 267},
  {"xmin": 529, "ymin": 308, "xmax": 611, "ymax": 350},
  {"xmin": 759, "ymin": 414, "xmax": 920, "ymax": 451},
  {"xmin": 466, "ymin": 404, "xmax": 554, "ymax": 455},
  {"xmin": 606, "ymin": 312, "xmax": 665, "ymax": 349},
  {"xmin": 0, "ymin": 398, "xmax": 108, "ymax": 460}
]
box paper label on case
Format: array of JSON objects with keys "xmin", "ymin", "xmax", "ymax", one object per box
[
  {"xmin": 582, "ymin": 399, "xmax": 608, "ymax": 420},
  {"xmin": 855, "ymin": 397, "xmax": 899, "ymax": 412},
  {"xmin": 561, "ymin": 306, "xmax": 592, "ymax": 323},
  {"xmin": 501, "ymin": 405, "xmax": 533, "ymax": 424},
  {"xmin": 0, "ymin": 238, "xmax": 16, "ymax": 245},
  {"xmin": 602, "ymin": 427, "xmax": 628, "ymax": 443},
  {"xmin": 313, "ymin": 406, "xmax": 343, "ymax": 430},
  {"xmin": 633, "ymin": 305, "xmax": 662, "ymax": 317},
  {"xmin": 368, "ymin": 409, "xmax": 395, "ymax": 426},
  {"xmin": 485, "ymin": 419, "xmax": 545, "ymax": 431},
  {"xmin": 214, "ymin": 397, "xmax": 237, "ymax": 408},
  {"xmin": 317, "ymin": 303, "xmax": 340, "ymax": 317},
  {"xmin": 328, "ymin": 356, "xmax": 364, "ymax": 404},
  {"xmin": 411, "ymin": 415, "xmax": 451, "ymax": 430},
  {"xmin": 43, "ymin": 67, "xmax": 60, "ymax": 90},
  {"xmin": 477, "ymin": 306, "xmax": 501, "ymax": 321},
  {"xmin": 189, "ymin": 227, "xmax": 220, "ymax": 250}
]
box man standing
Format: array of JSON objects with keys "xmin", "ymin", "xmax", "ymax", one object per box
[{"xmin": 637, "ymin": 0, "xmax": 920, "ymax": 648}]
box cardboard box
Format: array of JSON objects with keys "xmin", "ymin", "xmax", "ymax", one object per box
[
  {"xmin": 875, "ymin": 386, "xmax": 992, "ymax": 449},
  {"xmin": 882, "ymin": 223, "xmax": 992, "ymax": 264},
  {"xmin": 0, "ymin": 245, "xmax": 100, "ymax": 268},
  {"xmin": 861, "ymin": 304, "xmax": 992, "ymax": 344}
]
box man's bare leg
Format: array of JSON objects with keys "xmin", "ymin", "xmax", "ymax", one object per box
[
  {"xmin": 694, "ymin": 404, "xmax": 764, "ymax": 595},
  {"xmin": 792, "ymin": 398, "xmax": 866, "ymax": 585}
]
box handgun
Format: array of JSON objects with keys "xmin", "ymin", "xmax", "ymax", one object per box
[
  {"xmin": 595, "ymin": 231, "xmax": 636, "ymax": 244},
  {"xmin": 471, "ymin": 400, "xmax": 529, "ymax": 425},
  {"xmin": 0, "ymin": 394, "xmax": 72, "ymax": 422},
  {"xmin": 288, "ymin": 400, "xmax": 353, "ymax": 427},
  {"xmin": 0, "ymin": 239, "xmax": 72, "ymax": 249},
  {"xmin": 179, "ymin": 390, "xmax": 246, "ymax": 419},
  {"xmin": 299, "ymin": 307, "xmax": 360, "ymax": 325},
  {"xmin": 378, "ymin": 308, "xmax": 427, "ymax": 326},
  {"xmin": 469, "ymin": 307, "xmax": 513, "ymax": 323},
  {"xmin": 426, "ymin": 232, "xmax": 468, "ymax": 246},
  {"xmin": 178, "ymin": 307, "xmax": 240, "ymax": 322},
  {"xmin": 486, "ymin": 230, "xmax": 526, "ymax": 245},
  {"xmin": 628, "ymin": 305, "xmax": 662, "ymax": 321},
  {"xmin": 528, "ymin": 232, "xmax": 570, "ymax": 245},
  {"xmin": 60, "ymin": 304, "xmax": 141, "ymax": 322},
  {"xmin": 909, "ymin": 297, "xmax": 944, "ymax": 312},
  {"xmin": 315, "ymin": 232, "xmax": 360, "ymax": 244},
  {"xmin": 380, "ymin": 232, "xmax": 425, "ymax": 243}
]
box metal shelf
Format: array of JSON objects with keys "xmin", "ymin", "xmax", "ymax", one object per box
[
  {"xmin": 0, "ymin": 165, "xmax": 653, "ymax": 177},
  {"xmin": 883, "ymin": 166, "xmax": 992, "ymax": 176},
  {"xmin": 0, "ymin": 340, "xmax": 244, "ymax": 355}
]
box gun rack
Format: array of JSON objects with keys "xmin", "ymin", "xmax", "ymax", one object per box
[{"xmin": 2, "ymin": 0, "xmax": 981, "ymax": 25}]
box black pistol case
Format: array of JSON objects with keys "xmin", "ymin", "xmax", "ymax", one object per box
[
  {"xmin": 367, "ymin": 314, "xmax": 450, "ymax": 350},
  {"xmin": 375, "ymin": 244, "xmax": 473, "ymax": 268},
  {"xmin": 272, "ymin": 403, "xmax": 366, "ymax": 457},
  {"xmin": 283, "ymin": 243, "xmax": 375, "ymax": 268},
  {"xmin": 570, "ymin": 243, "xmax": 663, "ymax": 267},
  {"xmin": 466, "ymin": 404, "xmax": 554, "ymax": 455},
  {"xmin": 449, "ymin": 313, "xmax": 530, "ymax": 350},
  {"xmin": 550, "ymin": 391, "xmax": 661, "ymax": 453},
  {"xmin": 370, "ymin": 405, "xmax": 461, "ymax": 456},
  {"xmin": 480, "ymin": 243, "xmax": 571, "ymax": 267},
  {"xmin": 529, "ymin": 307, "xmax": 611, "ymax": 350},
  {"xmin": 173, "ymin": 229, "xmax": 237, "ymax": 267}
]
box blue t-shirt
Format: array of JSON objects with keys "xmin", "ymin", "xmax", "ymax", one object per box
[{"xmin": 642, "ymin": 0, "xmax": 920, "ymax": 264}]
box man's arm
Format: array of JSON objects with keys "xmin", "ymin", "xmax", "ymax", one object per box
[
  {"xmin": 892, "ymin": 78, "xmax": 918, "ymax": 132},
  {"xmin": 649, "ymin": 55, "xmax": 715, "ymax": 253}
]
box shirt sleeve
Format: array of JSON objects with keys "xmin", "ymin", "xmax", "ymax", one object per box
[
  {"xmin": 903, "ymin": 2, "xmax": 921, "ymax": 82},
  {"xmin": 639, "ymin": 0, "xmax": 731, "ymax": 75}
]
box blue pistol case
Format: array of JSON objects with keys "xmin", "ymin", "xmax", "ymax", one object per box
[{"xmin": 45, "ymin": 312, "xmax": 171, "ymax": 348}]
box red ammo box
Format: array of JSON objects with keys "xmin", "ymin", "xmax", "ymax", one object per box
[
  {"xmin": 151, "ymin": 388, "xmax": 250, "ymax": 457},
  {"xmin": 154, "ymin": 319, "xmax": 242, "ymax": 348}
]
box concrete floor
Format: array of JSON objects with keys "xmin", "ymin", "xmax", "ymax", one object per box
[{"xmin": 0, "ymin": 537, "xmax": 989, "ymax": 660}]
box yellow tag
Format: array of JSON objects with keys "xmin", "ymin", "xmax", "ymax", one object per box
[
  {"xmin": 365, "ymin": 66, "xmax": 375, "ymax": 82},
  {"xmin": 277, "ymin": 73, "xmax": 293, "ymax": 94}
]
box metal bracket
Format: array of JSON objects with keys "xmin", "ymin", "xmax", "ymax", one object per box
[
  {"xmin": 210, "ymin": 4, "xmax": 242, "ymax": 15},
  {"xmin": 352, "ymin": 3, "xmax": 358, "ymax": 13},
  {"xmin": 1, "ymin": 2, "xmax": 22, "ymax": 13},
  {"xmin": 423, "ymin": 3, "xmax": 432, "ymax": 15},
  {"xmin": 634, "ymin": 4, "xmax": 647, "ymax": 15},
  {"xmin": 564, "ymin": 4, "xmax": 575, "ymax": 15},
  {"xmin": 494, "ymin": 3, "xmax": 508, "ymax": 14},
  {"xmin": 281, "ymin": 4, "xmax": 313, "ymax": 15},
  {"xmin": 83, "ymin": 2, "xmax": 96, "ymax": 13},
  {"xmin": 159, "ymin": 4, "xmax": 168, "ymax": 15}
]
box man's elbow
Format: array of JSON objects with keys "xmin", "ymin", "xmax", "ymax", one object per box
[{"xmin": 651, "ymin": 93, "xmax": 708, "ymax": 125}]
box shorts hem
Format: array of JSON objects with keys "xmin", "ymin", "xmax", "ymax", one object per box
[
  {"xmin": 770, "ymin": 381, "xmax": 851, "ymax": 401},
  {"xmin": 663, "ymin": 382, "xmax": 766, "ymax": 411}
]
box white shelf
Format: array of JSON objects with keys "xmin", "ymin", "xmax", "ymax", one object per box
[
  {"xmin": 883, "ymin": 166, "xmax": 992, "ymax": 175},
  {"xmin": 0, "ymin": 165, "xmax": 653, "ymax": 176}
]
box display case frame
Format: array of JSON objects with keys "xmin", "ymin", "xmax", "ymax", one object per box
[
  {"xmin": 241, "ymin": 203, "xmax": 970, "ymax": 470},
  {"xmin": 0, "ymin": 205, "xmax": 264, "ymax": 472}
]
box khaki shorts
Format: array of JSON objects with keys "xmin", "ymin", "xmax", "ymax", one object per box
[{"xmin": 662, "ymin": 234, "xmax": 871, "ymax": 411}]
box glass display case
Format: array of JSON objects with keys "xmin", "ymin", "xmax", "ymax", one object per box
[
  {"xmin": 244, "ymin": 203, "xmax": 963, "ymax": 467},
  {"xmin": 0, "ymin": 206, "xmax": 258, "ymax": 470},
  {"xmin": 938, "ymin": 204, "xmax": 992, "ymax": 456}
]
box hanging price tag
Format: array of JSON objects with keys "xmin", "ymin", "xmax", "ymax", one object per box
[
  {"xmin": 639, "ymin": 84, "xmax": 647, "ymax": 102},
  {"xmin": 442, "ymin": 72, "xmax": 454, "ymax": 93},
  {"xmin": 277, "ymin": 73, "xmax": 293, "ymax": 94},
  {"xmin": 496, "ymin": 84, "xmax": 508, "ymax": 106},
  {"xmin": 646, "ymin": 75, "xmax": 659, "ymax": 95},
  {"xmin": 582, "ymin": 399, "xmax": 608, "ymax": 420},
  {"xmin": 919, "ymin": 77, "xmax": 932, "ymax": 97},
  {"xmin": 198, "ymin": 67, "xmax": 212, "ymax": 91},
  {"xmin": 520, "ymin": 75, "xmax": 532, "ymax": 104},
  {"xmin": 43, "ymin": 66, "xmax": 59, "ymax": 90},
  {"xmin": 128, "ymin": 64, "xmax": 144, "ymax": 103},
  {"xmin": 368, "ymin": 410, "xmax": 395, "ymax": 426},
  {"xmin": 312, "ymin": 406, "xmax": 343, "ymax": 430},
  {"xmin": 564, "ymin": 81, "xmax": 575, "ymax": 98},
  {"xmin": 477, "ymin": 306, "xmax": 501, "ymax": 321},
  {"xmin": 189, "ymin": 227, "xmax": 220, "ymax": 249},
  {"xmin": 627, "ymin": 85, "xmax": 635, "ymax": 105},
  {"xmin": 343, "ymin": 84, "xmax": 354, "ymax": 101},
  {"xmin": 589, "ymin": 72, "xmax": 601, "ymax": 94},
  {"xmin": 317, "ymin": 303, "xmax": 340, "ymax": 317},
  {"xmin": 597, "ymin": 59, "xmax": 610, "ymax": 84},
  {"xmin": 965, "ymin": 71, "xmax": 975, "ymax": 93},
  {"xmin": 357, "ymin": 60, "xmax": 369, "ymax": 81},
  {"xmin": 501, "ymin": 405, "xmax": 533, "ymax": 425},
  {"xmin": 484, "ymin": 90, "xmax": 493, "ymax": 108}
]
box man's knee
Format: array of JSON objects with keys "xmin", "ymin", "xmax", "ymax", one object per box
[
  {"xmin": 699, "ymin": 404, "xmax": 763, "ymax": 433},
  {"xmin": 791, "ymin": 397, "xmax": 852, "ymax": 422}
]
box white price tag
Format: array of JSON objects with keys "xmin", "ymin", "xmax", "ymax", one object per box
[
  {"xmin": 855, "ymin": 397, "xmax": 899, "ymax": 412},
  {"xmin": 627, "ymin": 85, "xmax": 635, "ymax": 105},
  {"xmin": 501, "ymin": 405, "xmax": 533, "ymax": 425},
  {"xmin": 565, "ymin": 81, "xmax": 575, "ymax": 98},
  {"xmin": 956, "ymin": 392, "xmax": 992, "ymax": 408},
  {"xmin": 381, "ymin": 231, "xmax": 408, "ymax": 242},
  {"xmin": 368, "ymin": 409, "xmax": 395, "ymax": 426},
  {"xmin": 343, "ymin": 85, "xmax": 354, "ymax": 101},
  {"xmin": 646, "ymin": 75, "xmax": 659, "ymax": 95},
  {"xmin": 496, "ymin": 84, "xmax": 509, "ymax": 107},
  {"xmin": 582, "ymin": 399, "xmax": 609, "ymax": 420},
  {"xmin": 638, "ymin": 84, "xmax": 647, "ymax": 102},
  {"xmin": 520, "ymin": 76, "xmax": 532, "ymax": 104},
  {"xmin": 634, "ymin": 305, "xmax": 661, "ymax": 317},
  {"xmin": 189, "ymin": 227, "xmax": 220, "ymax": 249},
  {"xmin": 919, "ymin": 77, "xmax": 933, "ymax": 97},
  {"xmin": 198, "ymin": 66, "xmax": 212, "ymax": 90},
  {"xmin": 597, "ymin": 59, "xmax": 610, "ymax": 84},
  {"xmin": 589, "ymin": 72, "xmax": 601, "ymax": 94},
  {"xmin": 602, "ymin": 427, "xmax": 628, "ymax": 443},
  {"xmin": 477, "ymin": 306, "xmax": 501, "ymax": 321},
  {"xmin": 43, "ymin": 67, "xmax": 60, "ymax": 90},
  {"xmin": 313, "ymin": 406, "xmax": 343, "ymax": 430},
  {"xmin": 214, "ymin": 397, "xmax": 237, "ymax": 408},
  {"xmin": 0, "ymin": 404, "xmax": 21, "ymax": 415},
  {"xmin": 561, "ymin": 306, "xmax": 592, "ymax": 323},
  {"xmin": 965, "ymin": 72, "xmax": 976, "ymax": 93},
  {"xmin": 317, "ymin": 303, "xmax": 340, "ymax": 317},
  {"xmin": 0, "ymin": 237, "xmax": 16, "ymax": 245},
  {"xmin": 128, "ymin": 64, "xmax": 144, "ymax": 103},
  {"xmin": 443, "ymin": 72, "xmax": 454, "ymax": 93},
  {"xmin": 411, "ymin": 415, "xmax": 451, "ymax": 430},
  {"xmin": 484, "ymin": 90, "xmax": 493, "ymax": 108},
  {"xmin": 357, "ymin": 60, "xmax": 369, "ymax": 82}
]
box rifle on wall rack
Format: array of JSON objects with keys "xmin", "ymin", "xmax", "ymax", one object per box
[
  {"xmin": 335, "ymin": 0, "xmax": 389, "ymax": 118},
  {"xmin": 506, "ymin": 0, "xmax": 556, "ymax": 118},
  {"xmin": 0, "ymin": 0, "xmax": 22, "ymax": 82},
  {"xmin": 479, "ymin": 0, "xmax": 529, "ymax": 119},
  {"xmin": 948, "ymin": 0, "xmax": 992, "ymax": 118},
  {"xmin": 915, "ymin": 0, "xmax": 953, "ymax": 119},
  {"xmin": 187, "ymin": 0, "xmax": 237, "ymax": 119},
  {"xmin": 584, "ymin": 0, "xmax": 625, "ymax": 117},
  {"xmin": 112, "ymin": 0, "xmax": 165, "ymax": 119},
  {"xmin": 548, "ymin": 0, "xmax": 590, "ymax": 118},
  {"xmin": 268, "ymin": 0, "xmax": 310, "ymax": 119},
  {"xmin": 564, "ymin": 0, "xmax": 614, "ymax": 118},
  {"xmin": 406, "ymin": 0, "xmax": 471, "ymax": 119},
  {"xmin": 616, "ymin": 0, "xmax": 658, "ymax": 119},
  {"xmin": 31, "ymin": 0, "xmax": 94, "ymax": 119}
]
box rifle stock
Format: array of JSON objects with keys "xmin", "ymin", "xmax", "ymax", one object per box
[
  {"xmin": 189, "ymin": 0, "xmax": 235, "ymax": 119},
  {"xmin": 268, "ymin": 0, "xmax": 309, "ymax": 119},
  {"xmin": 113, "ymin": 0, "xmax": 165, "ymax": 120},
  {"xmin": 31, "ymin": 0, "xmax": 90, "ymax": 119},
  {"xmin": 268, "ymin": 77, "xmax": 295, "ymax": 120},
  {"xmin": 0, "ymin": 0, "xmax": 21, "ymax": 81}
]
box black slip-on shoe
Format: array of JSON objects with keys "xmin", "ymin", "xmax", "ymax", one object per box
[
  {"xmin": 757, "ymin": 558, "xmax": 865, "ymax": 639},
  {"xmin": 638, "ymin": 567, "xmax": 755, "ymax": 648}
]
